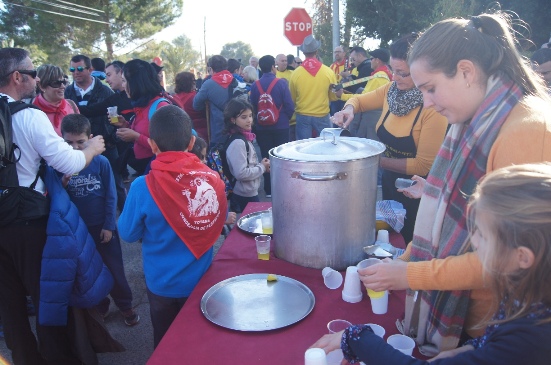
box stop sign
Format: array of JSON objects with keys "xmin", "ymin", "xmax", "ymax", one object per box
[{"xmin": 284, "ymin": 8, "xmax": 313, "ymax": 46}]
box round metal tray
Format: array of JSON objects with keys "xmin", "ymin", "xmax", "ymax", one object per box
[
  {"xmin": 236, "ymin": 210, "xmax": 272, "ymax": 235},
  {"xmin": 201, "ymin": 274, "xmax": 315, "ymax": 331}
]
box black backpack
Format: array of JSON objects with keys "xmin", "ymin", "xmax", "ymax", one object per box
[
  {"xmin": 206, "ymin": 133, "xmax": 249, "ymax": 198},
  {"xmin": 0, "ymin": 96, "xmax": 50, "ymax": 226}
]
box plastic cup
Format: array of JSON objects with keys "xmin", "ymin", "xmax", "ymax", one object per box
[
  {"xmin": 369, "ymin": 290, "xmax": 388, "ymax": 314},
  {"xmin": 327, "ymin": 319, "xmax": 352, "ymax": 334},
  {"xmin": 377, "ymin": 229, "xmax": 390, "ymax": 243},
  {"xmin": 260, "ymin": 213, "xmax": 273, "ymax": 234},
  {"xmin": 304, "ymin": 348, "xmax": 327, "ymax": 365},
  {"xmin": 107, "ymin": 106, "xmax": 118, "ymax": 124},
  {"xmin": 366, "ymin": 323, "xmax": 385, "ymax": 338},
  {"xmin": 325, "ymin": 349, "xmax": 343, "ymax": 365},
  {"xmin": 341, "ymin": 266, "xmax": 362, "ymax": 303},
  {"xmin": 395, "ymin": 178, "xmax": 416, "ymax": 189},
  {"xmin": 254, "ymin": 235, "xmax": 271, "ymax": 260},
  {"xmin": 387, "ymin": 334, "xmax": 415, "ymax": 355},
  {"xmin": 357, "ymin": 258, "xmax": 386, "ymax": 304},
  {"xmin": 321, "ymin": 267, "xmax": 343, "ymax": 289}
]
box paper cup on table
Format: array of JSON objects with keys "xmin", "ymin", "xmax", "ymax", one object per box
[
  {"xmin": 322, "ymin": 267, "xmax": 343, "ymax": 289},
  {"xmin": 366, "ymin": 323, "xmax": 385, "ymax": 338},
  {"xmin": 254, "ymin": 235, "xmax": 271, "ymax": 260},
  {"xmin": 327, "ymin": 319, "xmax": 352, "ymax": 334},
  {"xmin": 304, "ymin": 348, "xmax": 327, "ymax": 365},
  {"xmin": 387, "ymin": 334, "xmax": 415, "ymax": 356},
  {"xmin": 341, "ymin": 266, "xmax": 362, "ymax": 303},
  {"xmin": 377, "ymin": 229, "xmax": 389, "ymax": 243}
]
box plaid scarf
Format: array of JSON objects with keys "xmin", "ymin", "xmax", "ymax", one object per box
[{"xmin": 403, "ymin": 75, "xmax": 523, "ymax": 355}]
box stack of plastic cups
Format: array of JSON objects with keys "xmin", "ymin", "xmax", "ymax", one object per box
[
  {"xmin": 304, "ymin": 348, "xmax": 327, "ymax": 365},
  {"xmin": 357, "ymin": 258, "xmax": 389, "ymax": 314},
  {"xmin": 341, "ymin": 266, "xmax": 363, "ymax": 303}
]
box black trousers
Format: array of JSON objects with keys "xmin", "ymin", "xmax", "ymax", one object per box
[
  {"xmin": 256, "ymin": 128, "xmax": 290, "ymax": 195},
  {"xmin": 0, "ymin": 218, "xmax": 80, "ymax": 365}
]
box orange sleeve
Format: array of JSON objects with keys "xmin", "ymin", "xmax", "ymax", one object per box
[{"xmin": 406, "ymin": 252, "xmax": 487, "ymax": 291}]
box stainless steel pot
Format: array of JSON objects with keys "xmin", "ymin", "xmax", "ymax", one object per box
[{"xmin": 269, "ymin": 129, "xmax": 385, "ymax": 270}]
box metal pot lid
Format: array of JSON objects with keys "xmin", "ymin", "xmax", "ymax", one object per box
[{"xmin": 272, "ymin": 128, "xmax": 385, "ymax": 162}]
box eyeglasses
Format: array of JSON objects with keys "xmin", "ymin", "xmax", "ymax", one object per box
[
  {"xmin": 2, "ymin": 69, "xmax": 38, "ymax": 79},
  {"xmin": 49, "ymin": 79, "xmax": 68, "ymax": 88},
  {"xmin": 392, "ymin": 70, "xmax": 411, "ymax": 78},
  {"xmin": 296, "ymin": 61, "xmax": 302, "ymax": 65},
  {"xmin": 69, "ymin": 66, "xmax": 89, "ymax": 73}
]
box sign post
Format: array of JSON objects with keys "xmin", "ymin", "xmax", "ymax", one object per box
[{"xmin": 284, "ymin": 8, "xmax": 313, "ymax": 47}]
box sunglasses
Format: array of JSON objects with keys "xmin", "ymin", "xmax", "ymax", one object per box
[
  {"xmin": 3, "ymin": 69, "xmax": 38, "ymax": 79},
  {"xmin": 49, "ymin": 79, "xmax": 68, "ymax": 88},
  {"xmin": 69, "ymin": 66, "xmax": 89, "ymax": 73}
]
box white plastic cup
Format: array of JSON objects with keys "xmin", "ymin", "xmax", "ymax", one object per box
[
  {"xmin": 369, "ymin": 290, "xmax": 389, "ymax": 315},
  {"xmin": 304, "ymin": 348, "xmax": 328, "ymax": 365},
  {"xmin": 325, "ymin": 349, "xmax": 344, "ymax": 365},
  {"xmin": 260, "ymin": 213, "xmax": 273, "ymax": 234},
  {"xmin": 356, "ymin": 257, "xmax": 382, "ymax": 270},
  {"xmin": 387, "ymin": 334, "xmax": 415, "ymax": 356},
  {"xmin": 377, "ymin": 229, "xmax": 390, "ymax": 243},
  {"xmin": 366, "ymin": 323, "xmax": 385, "ymax": 338},
  {"xmin": 321, "ymin": 267, "xmax": 343, "ymax": 289},
  {"xmin": 107, "ymin": 106, "xmax": 118, "ymax": 124},
  {"xmin": 341, "ymin": 266, "xmax": 362, "ymax": 303},
  {"xmin": 254, "ymin": 235, "xmax": 271, "ymax": 260},
  {"xmin": 327, "ymin": 319, "xmax": 352, "ymax": 334}
]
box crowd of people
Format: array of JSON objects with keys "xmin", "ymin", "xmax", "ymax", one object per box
[{"xmin": 0, "ymin": 8, "xmax": 550, "ymax": 365}]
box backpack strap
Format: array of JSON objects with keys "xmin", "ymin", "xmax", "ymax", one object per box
[
  {"xmin": 265, "ymin": 78, "xmax": 279, "ymax": 94},
  {"xmin": 148, "ymin": 98, "xmax": 168, "ymax": 120},
  {"xmin": 255, "ymin": 80, "xmax": 265, "ymax": 94},
  {"xmin": 66, "ymin": 99, "xmax": 79, "ymax": 114}
]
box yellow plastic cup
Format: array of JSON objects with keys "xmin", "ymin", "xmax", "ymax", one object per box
[{"xmin": 367, "ymin": 288, "xmax": 385, "ymax": 298}]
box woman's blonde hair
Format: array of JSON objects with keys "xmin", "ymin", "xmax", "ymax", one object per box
[
  {"xmin": 409, "ymin": 12, "xmax": 549, "ymax": 100},
  {"xmin": 468, "ymin": 163, "xmax": 551, "ymax": 325},
  {"xmin": 36, "ymin": 64, "xmax": 65, "ymax": 93}
]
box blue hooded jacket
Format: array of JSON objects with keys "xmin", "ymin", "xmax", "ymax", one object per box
[{"xmin": 39, "ymin": 166, "xmax": 114, "ymax": 326}]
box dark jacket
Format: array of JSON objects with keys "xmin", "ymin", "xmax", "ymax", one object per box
[
  {"xmin": 78, "ymin": 90, "xmax": 135, "ymax": 122},
  {"xmin": 250, "ymin": 73, "xmax": 295, "ymax": 130},
  {"xmin": 346, "ymin": 59, "xmax": 373, "ymax": 93},
  {"xmin": 65, "ymin": 77, "xmax": 115, "ymax": 144},
  {"xmin": 39, "ymin": 166, "xmax": 114, "ymax": 326}
]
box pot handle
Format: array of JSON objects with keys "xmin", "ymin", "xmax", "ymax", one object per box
[{"xmin": 292, "ymin": 171, "xmax": 348, "ymax": 181}]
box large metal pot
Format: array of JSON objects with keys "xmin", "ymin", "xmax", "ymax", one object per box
[{"xmin": 269, "ymin": 129, "xmax": 385, "ymax": 270}]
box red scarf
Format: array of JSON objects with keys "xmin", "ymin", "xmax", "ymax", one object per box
[
  {"xmin": 301, "ymin": 57, "xmax": 323, "ymax": 77},
  {"xmin": 33, "ymin": 94, "xmax": 73, "ymax": 131},
  {"xmin": 372, "ymin": 65, "xmax": 393, "ymax": 80},
  {"xmin": 330, "ymin": 59, "xmax": 346, "ymax": 75},
  {"xmin": 146, "ymin": 151, "xmax": 228, "ymax": 258},
  {"xmin": 211, "ymin": 70, "xmax": 234, "ymax": 89}
]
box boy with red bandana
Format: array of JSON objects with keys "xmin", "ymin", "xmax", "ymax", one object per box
[{"xmin": 118, "ymin": 105, "xmax": 227, "ymax": 348}]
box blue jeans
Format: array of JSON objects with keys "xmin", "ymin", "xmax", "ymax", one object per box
[
  {"xmin": 295, "ymin": 114, "xmax": 331, "ymax": 140},
  {"xmin": 87, "ymin": 225, "xmax": 133, "ymax": 312},
  {"xmin": 146, "ymin": 288, "xmax": 188, "ymax": 348}
]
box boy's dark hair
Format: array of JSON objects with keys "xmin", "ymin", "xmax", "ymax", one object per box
[
  {"xmin": 531, "ymin": 48, "xmax": 551, "ymax": 65},
  {"xmin": 223, "ymin": 98, "xmax": 254, "ymax": 134},
  {"xmin": 91, "ymin": 57, "xmax": 105, "ymax": 72},
  {"xmin": 227, "ymin": 58, "xmax": 241, "ymax": 74},
  {"xmin": 71, "ymin": 54, "xmax": 91, "ymax": 68},
  {"xmin": 106, "ymin": 60, "xmax": 125, "ymax": 73},
  {"xmin": 350, "ymin": 46, "xmax": 368, "ymax": 58},
  {"xmin": 209, "ymin": 55, "xmax": 227, "ymax": 73},
  {"xmin": 123, "ymin": 59, "xmax": 163, "ymax": 102},
  {"xmin": 259, "ymin": 55, "xmax": 275, "ymax": 74},
  {"xmin": 149, "ymin": 105, "xmax": 192, "ymax": 152},
  {"xmin": 61, "ymin": 114, "xmax": 92, "ymax": 136},
  {"xmin": 390, "ymin": 32, "xmax": 419, "ymax": 60},
  {"xmin": 190, "ymin": 136, "xmax": 207, "ymax": 160}
]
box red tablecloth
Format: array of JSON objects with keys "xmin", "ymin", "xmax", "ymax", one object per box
[{"xmin": 148, "ymin": 203, "xmax": 410, "ymax": 364}]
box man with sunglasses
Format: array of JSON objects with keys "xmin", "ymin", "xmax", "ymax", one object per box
[
  {"xmin": 65, "ymin": 55, "xmax": 127, "ymax": 211},
  {"xmin": 0, "ymin": 47, "xmax": 106, "ymax": 364}
]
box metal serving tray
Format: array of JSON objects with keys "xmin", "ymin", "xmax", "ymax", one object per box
[
  {"xmin": 236, "ymin": 210, "xmax": 271, "ymax": 235},
  {"xmin": 200, "ymin": 274, "xmax": 315, "ymax": 331}
]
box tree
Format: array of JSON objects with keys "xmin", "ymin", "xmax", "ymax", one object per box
[
  {"xmin": 219, "ymin": 41, "xmax": 253, "ymax": 63},
  {"xmin": 311, "ymin": 0, "xmax": 333, "ymax": 65},
  {"xmin": 0, "ymin": 0, "xmax": 183, "ymax": 62},
  {"xmin": 160, "ymin": 35, "xmax": 202, "ymax": 87}
]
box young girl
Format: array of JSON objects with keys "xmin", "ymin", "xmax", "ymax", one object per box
[
  {"xmin": 223, "ymin": 99, "xmax": 270, "ymax": 213},
  {"xmin": 310, "ymin": 163, "xmax": 551, "ymax": 364}
]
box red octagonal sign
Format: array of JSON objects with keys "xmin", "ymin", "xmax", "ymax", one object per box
[{"xmin": 284, "ymin": 8, "xmax": 313, "ymax": 46}]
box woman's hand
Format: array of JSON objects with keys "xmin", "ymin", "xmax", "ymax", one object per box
[
  {"xmin": 261, "ymin": 158, "xmax": 270, "ymax": 172},
  {"xmin": 331, "ymin": 106, "xmax": 355, "ymax": 129},
  {"xmin": 116, "ymin": 128, "xmax": 139, "ymax": 142},
  {"xmin": 358, "ymin": 258, "xmax": 410, "ymax": 291},
  {"xmin": 309, "ymin": 331, "xmax": 343, "ymax": 354},
  {"xmin": 398, "ymin": 175, "xmax": 425, "ymax": 199},
  {"xmin": 225, "ymin": 212, "xmax": 237, "ymax": 225},
  {"xmin": 110, "ymin": 115, "xmax": 129, "ymax": 128}
]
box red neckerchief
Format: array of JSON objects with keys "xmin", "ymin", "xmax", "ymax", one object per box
[
  {"xmin": 372, "ymin": 65, "xmax": 393, "ymax": 80},
  {"xmin": 330, "ymin": 59, "xmax": 346, "ymax": 75},
  {"xmin": 146, "ymin": 151, "xmax": 227, "ymax": 258},
  {"xmin": 211, "ymin": 70, "xmax": 234, "ymax": 89},
  {"xmin": 302, "ymin": 57, "xmax": 323, "ymax": 77},
  {"xmin": 32, "ymin": 94, "xmax": 71, "ymax": 129}
]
